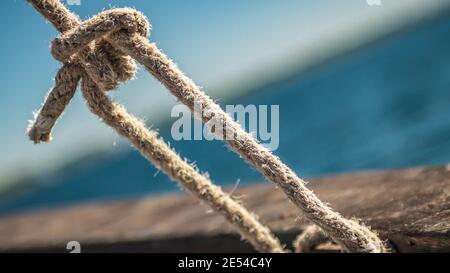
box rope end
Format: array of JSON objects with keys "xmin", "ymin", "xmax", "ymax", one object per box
[{"xmin": 27, "ymin": 124, "xmax": 53, "ymax": 144}]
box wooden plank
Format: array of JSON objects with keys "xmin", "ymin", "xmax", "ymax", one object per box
[{"xmin": 0, "ymin": 166, "xmax": 448, "ymax": 252}]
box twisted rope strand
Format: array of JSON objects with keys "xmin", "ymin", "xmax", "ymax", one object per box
[
  {"xmin": 27, "ymin": 0, "xmax": 284, "ymax": 253},
  {"xmin": 28, "ymin": 63, "xmax": 81, "ymax": 143}
]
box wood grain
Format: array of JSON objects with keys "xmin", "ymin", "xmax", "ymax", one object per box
[{"xmin": 0, "ymin": 166, "xmax": 448, "ymax": 252}]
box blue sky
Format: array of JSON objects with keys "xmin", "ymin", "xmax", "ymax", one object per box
[{"xmin": 0, "ymin": 0, "xmax": 446, "ymax": 190}]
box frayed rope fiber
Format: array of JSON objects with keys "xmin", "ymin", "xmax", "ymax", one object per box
[
  {"xmin": 27, "ymin": 0, "xmax": 386, "ymax": 252},
  {"xmin": 26, "ymin": 0, "xmax": 284, "ymax": 253}
]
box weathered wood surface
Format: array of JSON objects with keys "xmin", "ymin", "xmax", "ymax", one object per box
[{"xmin": 0, "ymin": 166, "xmax": 449, "ymax": 252}]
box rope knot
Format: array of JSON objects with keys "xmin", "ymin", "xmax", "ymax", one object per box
[
  {"xmin": 28, "ymin": 0, "xmax": 386, "ymax": 253},
  {"xmin": 28, "ymin": 7, "xmax": 151, "ymax": 143},
  {"xmin": 51, "ymin": 8, "xmax": 150, "ymax": 91}
]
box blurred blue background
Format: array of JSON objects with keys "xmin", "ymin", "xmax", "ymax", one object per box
[{"xmin": 1, "ymin": 0, "xmax": 450, "ymax": 215}]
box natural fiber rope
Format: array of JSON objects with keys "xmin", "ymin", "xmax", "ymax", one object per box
[
  {"xmin": 293, "ymin": 225, "xmax": 329, "ymax": 253},
  {"xmin": 27, "ymin": 0, "xmax": 386, "ymax": 252},
  {"xmin": 26, "ymin": 0, "xmax": 284, "ymax": 253}
]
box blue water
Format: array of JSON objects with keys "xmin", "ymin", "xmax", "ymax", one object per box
[{"xmin": 1, "ymin": 14, "xmax": 450, "ymax": 215}]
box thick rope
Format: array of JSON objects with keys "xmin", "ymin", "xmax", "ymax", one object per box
[
  {"xmin": 293, "ymin": 225, "xmax": 330, "ymax": 253},
  {"xmin": 27, "ymin": 0, "xmax": 386, "ymax": 252},
  {"xmin": 27, "ymin": 0, "xmax": 284, "ymax": 253}
]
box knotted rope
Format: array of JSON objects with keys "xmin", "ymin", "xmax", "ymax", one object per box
[
  {"xmin": 27, "ymin": 0, "xmax": 386, "ymax": 252},
  {"xmin": 26, "ymin": 0, "xmax": 284, "ymax": 253}
]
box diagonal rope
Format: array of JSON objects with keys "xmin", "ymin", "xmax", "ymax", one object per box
[
  {"xmin": 26, "ymin": 0, "xmax": 284, "ymax": 253},
  {"xmin": 27, "ymin": 0, "xmax": 386, "ymax": 252}
]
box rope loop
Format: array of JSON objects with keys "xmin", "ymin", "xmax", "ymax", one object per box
[{"xmin": 51, "ymin": 8, "xmax": 150, "ymax": 91}]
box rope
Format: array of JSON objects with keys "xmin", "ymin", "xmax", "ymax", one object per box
[
  {"xmin": 293, "ymin": 225, "xmax": 329, "ymax": 253},
  {"xmin": 27, "ymin": 0, "xmax": 386, "ymax": 252},
  {"xmin": 26, "ymin": 0, "xmax": 284, "ymax": 254}
]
